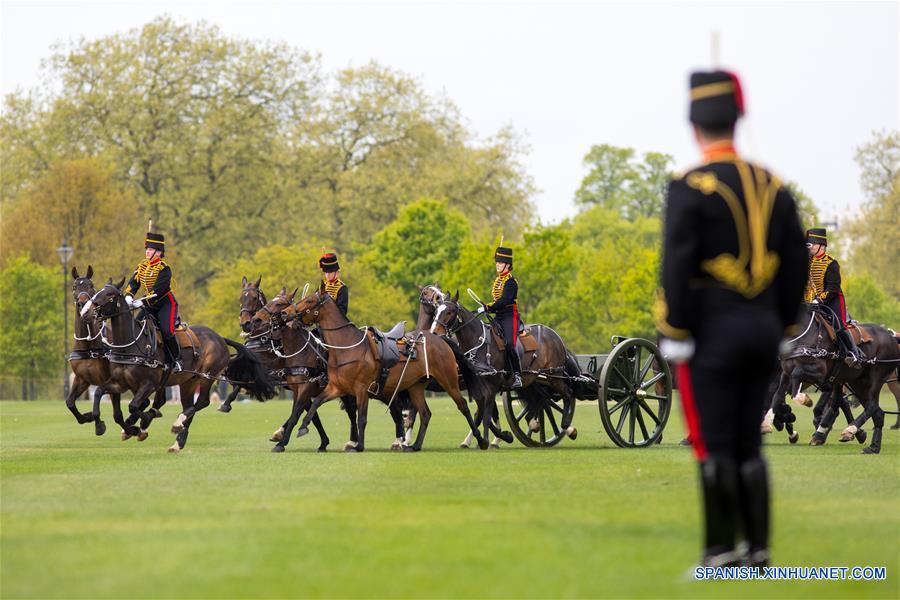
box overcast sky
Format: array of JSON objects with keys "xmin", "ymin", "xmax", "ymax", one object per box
[{"xmin": 2, "ymin": 1, "xmax": 898, "ymax": 225}]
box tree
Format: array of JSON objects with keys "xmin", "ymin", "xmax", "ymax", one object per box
[
  {"xmin": 0, "ymin": 158, "xmax": 142, "ymax": 278},
  {"xmin": 363, "ymin": 198, "xmax": 471, "ymax": 304},
  {"xmin": 843, "ymin": 130, "xmax": 900, "ymax": 300},
  {"xmin": 575, "ymin": 144, "xmax": 674, "ymax": 220},
  {"xmin": 0, "ymin": 256, "xmax": 64, "ymax": 399},
  {"xmin": 844, "ymin": 273, "xmax": 900, "ymax": 326},
  {"xmin": 784, "ymin": 183, "xmax": 820, "ymax": 231}
]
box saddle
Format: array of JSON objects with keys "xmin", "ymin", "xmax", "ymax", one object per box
[
  {"xmin": 490, "ymin": 322, "xmax": 539, "ymax": 362},
  {"xmin": 847, "ymin": 321, "xmax": 874, "ymax": 345},
  {"xmin": 154, "ymin": 323, "xmax": 201, "ymax": 349},
  {"xmin": 368, "ymin": 321, "xmax": 415, "ymax": 396}
]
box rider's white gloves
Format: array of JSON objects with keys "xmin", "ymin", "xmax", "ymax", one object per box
[
  {"xmin": 125, "ymin": 295, "xmax": 134, "ymax": 307},
  {"xmin": 779, "ymin": 337, "xmax": 796, "ymax": 356},
  {"xmin": 132, "ymin": 298, "xmax": 143, "ymax": 309},
  {"xmin": 660, "ymin": 337, "xmax": 695, "ymax": 364},
  {"xmin": 475, "ymin": 305, "xmax": 486, "ymax": 315},
  {"xmin": 811, "ymin": 298, "xmax": 820, "ymax": 304}
]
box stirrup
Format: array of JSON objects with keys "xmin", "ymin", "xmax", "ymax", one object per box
[{"xmin": 512, "ymin": 373, "xmax": 523, "ymax": 389}]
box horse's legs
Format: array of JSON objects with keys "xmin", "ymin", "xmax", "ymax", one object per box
[
  {"xmin": 354, "ymin": 392, "xmax": 370, "ymax": 453},
  {"xmin": 296, "ymin": 386, "xmax": 342, "ymax": 437},
  {"xmin": 170, "ymin": 389, "xmax": 194, "ymax": 453},
  {"xmin": 446, "ymin": 385, "xmax": 487, "ymax": 451},
  {"xmin": 461, "ymin": 400, "xmax": 485, "ymax": 448},
  {"xmin": 65, "ymin": 376, "xmax": 93, "ymax": 424},
  {"xmin": 341, "ymin": 396, "xmax": 360, "ymax": 448},
  {"xmin": 841, "ymin": 381, "xmax": 882, "ymax": 452},
  {"xmin": 389, "ymin": 400, "xmax": 406, "ymax": 450},
  {"xmin": 108, "ymin": 392, "xmax": 129, "ymax": 436},
  {"xmin": 218, "ymin": 385, "xmax": 241, "ymax": 413},
  {"xmin": 89, "ymin": 383, "xmax": 108, "ymax": 436},
  {"xmin": 889, "ymin": 380, "xmax": 900, "ymax": 429},
  {"xmin": 404, "ymin": 386, "xmax": 431, "ymax": 452}
]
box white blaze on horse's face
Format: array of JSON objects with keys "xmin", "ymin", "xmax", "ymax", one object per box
[
  {"xmin": 431, "ymin": 304, "xmax": 446, "ymax": 334},
  {"xmin": 80, "ymin": 300, "xmax": 93, "ymax": 317}
]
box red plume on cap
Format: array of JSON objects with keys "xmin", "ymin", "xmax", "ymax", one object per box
[{"xmin": 723, "ymin": 70, "xmax": 745, "ymax": 115}]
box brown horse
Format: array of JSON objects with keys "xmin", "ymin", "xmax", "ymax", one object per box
[
  {"xmin": 218, "ymin": 276, "xmax": 271, "ymax": 413},
  {"xmin": 430, "ymin": 291, "xmax": 577, "ymax": 445},
  {"xmin": 67, "ymin": 266, "xmax": 165, "ymax": 438},
  {"xmin": 88, "ymin": 279, "xmax": 275, "ymax": 452},
  {"xmin": 286, "ymin": 286, "xmax": 489, "ymax": 452}
]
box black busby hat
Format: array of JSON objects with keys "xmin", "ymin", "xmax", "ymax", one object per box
[
  {"xmin": 145, "ymin": 233, "xmax": 165, "ymax": 252},
  {"xmin": 319, "ymin": 252, "xmax": 340, "ymax": 273},
  {"xmin": 806, "ymin": 228, "xmax": 827, "ymax": 246},
  {"xmin": 689, "ymin": 70, "xmax": 745, "ymax": 129},
  {"xmin": 494, "ymin": 246, "xmax": 513, "ymax": 266}
]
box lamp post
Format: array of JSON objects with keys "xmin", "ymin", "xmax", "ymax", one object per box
[{"xmin": 56, "ymin": 240, "xmax": 74, "ymax": 398}]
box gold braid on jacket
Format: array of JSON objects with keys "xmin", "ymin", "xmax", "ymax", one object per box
[
  {"xmin": 491, "ymin": 272, "xmax": 515, "ymax": 303},
  {"xmin": 134, "ymin": 259, "xmax": 173, "ymax": 295},
  {"xmin": 323, "ymin": 278, "xmax": 345, "ymax": 301},
  {"xmin": 804, "ymin": 253, "xmax": 834, "ymax": 303}
]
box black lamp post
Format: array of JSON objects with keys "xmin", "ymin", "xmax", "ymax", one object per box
[{"xmin": 56, "ymin": 240, "xmax": 74, "ymax": 398}]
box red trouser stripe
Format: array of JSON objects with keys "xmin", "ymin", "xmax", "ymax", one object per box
[
  {"xmin": 511, "ymin": 305, "xmax": 518, "ymax": 346},
  {"xmin": 167, "ymin": 292, "xmax": 177, "ymax": 334},
  {"xmin": 676, "ymin": 363, "xmax": 708, "ymax": 461},
  {"xmin": 838, "ymin": 292, "xmax": 847, "ymax": 324}
]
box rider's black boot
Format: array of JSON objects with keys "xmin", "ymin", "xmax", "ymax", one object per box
[
  {"xmin": 508, "ymin": 351, "xmax": 523, "ymax": 389},
  {"xmin": 737, "ymin": 457, "xmax": 770, "ymax": 567},
  {"xmin": 699, "ymin": 457, "xmax": 742, "ymax": 567},
  {"xmin": 837, "ymin": 328, "xmax": 863, "ymax": 368},
  {"xmin": 164, "ymin": 336, "xmax": 182, "ymax": 372}
]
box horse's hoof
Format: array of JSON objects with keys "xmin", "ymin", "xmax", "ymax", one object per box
[
  {"xmin": 760, "ymin": 422, "xmax": 774, "ymax": 434},
  {"xmin": 171, "ymin": 425, "xmax": 184, "ymax": 434},
  {"xmin": 296, "ymin": 427, "xmax": 309, "ymax": 438},
  {"xmin": 121, "ymin": 431, "xmax": 133, "ymax": 441},
  {"xmin": 458, "ymin": 442, "xmax": 471, "ymax": 449},
  {"xmin": 271, "ymin": 445, "xmax": 285, "ymax": 453},
  {"xmin": 167, "ymin": 443, "xmax": 181, "ymax": 453},
  {"xmin": 270, "ymin": 428, "xmax": 284, "ymax": 443},
  {"xmin": 679, "ymin": 438, "xmax": 692, "ymax": 446},
  {"xmin": 566, "ymin": 427, "xmax": 578, "ymax": 440},
  {"xmin": 490, "ymin": 442, "xmax": 500, "ymax": 449},
  {"xmin": 528, "ymin": 418, "xmax": 540, "ymax": 433},
  {"xmin": 317, "ymin": 447, "xmax": 328, "ymax": 453},
  {"xmin": 137, "ymin": 430, "xmax": 149, "ymax": 442},
  {"xmin": 171, "ymin": 414, "xmax": 187, "ymax": 434},
  {"xmin": 150, "ymin": 408, "xmax": 163, "ymax": 419},
  {"xmin": 477, "ymin": 439, "xmax": 489, "ymax": 450},
  {"xmin": 94, "ymin": 420, "xmax": 107, "ymax": 436},
  {"xmin": 788, "ymin": 432, "xmax": 799, "ymax": 444},
  {"xmin": 217, "ymin": 404, "xmax": 232, "ymax": 413},
  {"xmin": 861, "ymin": 445, "xmax": 880, "ymax": 455},
  {"xmin": 890, "ymin": 423, "xmax": 900, "ymax": 430},
  {"xmin": 792, "ymin": 393, "xmax": 812, "ymax": 407},
  {"xmin": 499, "ymin": 431, "xmax": 514, "ymax": 444},
  {"xmin": 344, "ymin": 441, "xmax": 359, "ymax": 452},
  {"xmin": 855, "ymin": 429, "xmax": 868, "ymax": 444},
  {"xmin": 402, "ymin": 445, "xmax": 418, "ymax": 452}
]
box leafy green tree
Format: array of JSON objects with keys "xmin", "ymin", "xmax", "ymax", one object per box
[
  {"xmin": 364, "ymin": 198, "xmax": 470, "ymax": 304},
  {"xmin": 844, "ymin": 274, "xmax": 900, "ymax": 326},
  {"xmin": 0, "ymin": 256, "xmax": 64, "ymax": 399},
  {"xmin": 784, "ymin": 183, "xmax": 821, "ymax": 231},
  {"xmin": 575, "ymin": 144, "xmax": 674, "ymax": 220}
]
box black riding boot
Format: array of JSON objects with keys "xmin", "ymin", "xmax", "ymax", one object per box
[
  {"xmin": 508, "ymin": 350, "xmax": 523, "ymax": 389},
  {"xmin": 164, "ymin": 336, "xmax": 182, "ymax": 372},
  {"xmin": 737, "ymin": 457, "xmax": 770, "ymax": 567},
  {"xmin": 837, "ymin": 328, "xmax": 863, "ymax": 368},
  {"xmin": 699, "ymin": 458, "xmax": 742, "ymax": 567}
]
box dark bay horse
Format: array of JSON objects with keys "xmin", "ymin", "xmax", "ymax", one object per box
[
  {"xmin": 88, "ymin": 279, "xmax": 275, "ymax": 452},
  {"xmin": 286, "ymin": 287, "xmax": 489, "ymax": 452},
  {"xmin": 218, "ymin": 276, "xmax": 270, "ymax": 413},
  {"xmin": 430, "ymin": 292, "xmax": 577, "ymax": 445},
  {"xmin": 780, "ymin": 303, "xmax": 900, "ymax": 454},
  {"xmin": 67, "ymin": 266, "xmax": 164, "ymax": 438},
  {"xmin": 251, "ymin": 289, "xmax": 410, "ymax": 452}
]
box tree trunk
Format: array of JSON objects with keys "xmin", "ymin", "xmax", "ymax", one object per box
[{"xmin": 22, "ymin": 378, "xmax": 27, "ymax": 401}]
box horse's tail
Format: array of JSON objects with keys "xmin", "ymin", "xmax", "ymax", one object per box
[
  {"xmin": 564, "ymin": 349, "xmax": 582, "ymax": 377},
  {"xmin": 442, "ymin": 335, "xmax": 486, "ymax": 402},
  {"xmin": 224, "ymin": 338, "xmax": 277, "ymax": 401}
]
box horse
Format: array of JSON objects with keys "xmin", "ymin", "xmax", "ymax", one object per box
[
  {"xmin": 87, "ymin": 279, "xmax": 275, "ymax": 452},
  {"xmin": 430, "ymin": 291, "xmax": 577, "ymax": 445},
  {"xmin": 416, "ymin": 285, "xmax": 510, "ymax": 448},
  {"xmin": 66, "ymin": 266, "xmax": 165, "ymax": 438},
  {"xmin": 251, "ymin": 288, "xmax": 413, "ymax": 452},
  {"xmin": 217, "ymin": 276, "xmax": 270, "ymax": 413},
  {"xmin": 779, "ymin": 302, "xmax": 900, "ymax": 454},
  {"xmin": 285, "ymin": 286, "xmax": 489, "ymax": 452}
]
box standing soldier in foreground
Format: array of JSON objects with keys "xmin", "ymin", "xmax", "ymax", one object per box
[{"xmin": 657, "ymin": 70, "xmax": 808, "ymax": 567}]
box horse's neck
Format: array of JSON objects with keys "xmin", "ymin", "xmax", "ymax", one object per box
[
  {"xmin": 282, "ymin": 326, "xmax": 316, "ymax": 366},
  {"xmin": 109, "ymin": 305, "xmax": 140, "ymax": 343},
  {"xmin": 318, "ymin": 301, "xmax": 366, "ymax": 349},
  {"xmin": 455, "ymin": 307, "xmax": 485, "ymax": 347},
  {"xmin": 72, "ymin": 311, "xmax": 96, "ymax": 349},
  {"xmin": 415, "ymin": 303, "xmax": 433, "ymax": 331}
]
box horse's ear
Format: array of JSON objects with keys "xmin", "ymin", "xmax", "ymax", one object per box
[
  {"xmin": 279, "ymin": 286, "xmax": 287, "ymax": 297},
  {"xmin": 288, "ymin": 287, "xmax": 298, "ymax": 301},
  {"xmin": 71, "ymin": 266, "xmax": 79, "ymax": 280},
  {"xmin": 454, "ymin": 289, "xmax": 459, "ymax": 302},
  {"xmin": 114, "ymin": 276, "xmax": 126, "ymax": 290},
  {"xmin": 86, "ymin": 265, "xmax": 93, "ymax": 279},
  {"xmin": 255, "ymin": 276, "xmax": 262, "ymax": 288},
  {"xmin": 242, "ymin": 276, "xmax": 249, "ymax": 288},
  {"xmin": 107, "ymin": 277, "xmax": 113, "ymax": 284}
]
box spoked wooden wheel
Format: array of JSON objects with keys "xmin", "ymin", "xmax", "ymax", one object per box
[
  {"xmin": 503, "ymin": 385, "xmax": 576, "ymax": 447},
  {"xmin": 598, "ymin": 338, "xmax": 671, "ymax": 448}
]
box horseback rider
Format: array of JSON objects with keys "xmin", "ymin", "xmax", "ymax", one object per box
[
  {"xmin": 477, "ymin": 244, "xmax": 523, "ymax": 389},
  {"xmin": 658, "ymin": 70, "xmax": 808, "ymax": 568},
  {"xmin": 804, "ymin": 228, "xmax": 863, "ymax": 367},
  {"xmin": 319, "ymin": 252, "xmax": 348, "ymax": 317},
  {"xmin": 125, "ymin": 225, "xmax": 181, "ymax": 371}
]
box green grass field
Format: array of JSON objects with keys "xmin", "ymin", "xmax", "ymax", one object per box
[{"xmin": 2, "ymin": 395, "xmax": 898, "ymax": 599}]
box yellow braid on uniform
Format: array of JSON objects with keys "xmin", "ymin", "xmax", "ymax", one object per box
[
  {"xmin": 324, "ymin": 278, "xmax": 344, "ymax": 301},
  {"xmin": 134, "ymin": 259, "xmax": 174, "ymax": 295},
  {"xmin": 491, "ymin": 272, "xmax": 515, "ymax": 303},
  {"xmin": 805, "ymin": 253, "xmax": 834, "ymax": 302}
]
